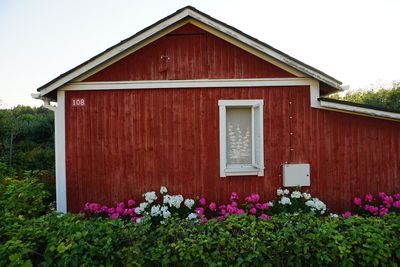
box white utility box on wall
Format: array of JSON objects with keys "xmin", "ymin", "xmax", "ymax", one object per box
[{"xmin": 283, "ymin": 164, "xmax": 310, "ymax": 187}]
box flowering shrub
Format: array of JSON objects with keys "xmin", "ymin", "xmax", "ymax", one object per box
[
  {"xmin": 267, "ymin": 188, "xmax": 327, "ymax": 215},
  {"xmin": 352, "ymin": 192, "xmax": 400, "ymax": 217},
  {"xmin": 194, "ymin": 187, "xmax": 327, "ymax": 223},
  {"xmin": 84, "ymin": 186, "xmax": 329, "ymax": 224},
  {"xmin": 84, "ymin": 186, "xmax": 197, "ymax": 225}
]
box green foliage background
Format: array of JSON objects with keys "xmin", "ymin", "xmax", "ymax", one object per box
[
  {"xmin": 331, "ymin": 81, "xmax": 400, "ymax": 111},
  {"xmin": 0, "ymin": 106, "xmax": 54, "ymax": 174}
]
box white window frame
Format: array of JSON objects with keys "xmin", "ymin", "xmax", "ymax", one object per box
[{"xmin": 219, "ymin": 99, "xmax": 264, "ymax": 177}]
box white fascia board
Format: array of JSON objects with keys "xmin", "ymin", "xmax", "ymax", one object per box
[
  {"xmin": 320, "ymin": 100, "xmax": 400, "ymax": 121},
  {"xmin": 38, "ymin": 10, "xmax": 191, "ymax": 97},
  {"xmin": 186, "ymin": 9, "xmax": 342, "ymax": 90},
  {"xmin": 39, "ymin": 7, "xmax": 341, "ymax": 97}
]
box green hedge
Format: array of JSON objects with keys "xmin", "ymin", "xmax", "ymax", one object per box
[
  {"xmin": 1, "ymin": 175, "xmax": 400, "ymax": 266},
  {"xmin": 1, "ymin": 212, "xmax": 400, "ymax": 266}
]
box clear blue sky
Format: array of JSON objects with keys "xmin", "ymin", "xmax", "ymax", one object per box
[{"xmin": 1, "ymin": 0, "xmax": 399, "ymax": 107}]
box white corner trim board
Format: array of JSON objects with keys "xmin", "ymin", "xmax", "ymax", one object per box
[
  {"xmin": 55, "ymin": 90, "xmax": 67, "ymax": 213},
  {"xmin": 319, "ymin": 100, "xmax": 400, "ymax": 121}
]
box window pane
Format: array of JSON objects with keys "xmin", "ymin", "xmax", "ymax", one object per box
[{"xmin": 226, "ymin": 107, "xmax": 252, "ymax": 165}]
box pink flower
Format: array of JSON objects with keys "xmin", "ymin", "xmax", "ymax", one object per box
[
  {"xmin": 245, "ymin": 194, "xmax": 260, "ymax": 203},
  {"xmin": 378, "ymin": 192, "xmax": 387, "ymax": 199},
  {"xmin": 236, "ymin": 209, "xmax": 245, "ymax": 214},
  {"xmin": 201, "ymin": 217, "xmax": 208, "ymax": 224},
  {"xmin": 220, "ymin": 209, "xmax": 226, "ymax": 215},
  {"xmin": 260, "ymin": 214, "xmax": 271, "ymax": 220},
  {"xmin": 110, "ymin": 213, "xmax": 120, "ymax": 219},
  {"xmin": 89, "ymin": 203, "xmax": 101, "ymax": 211},
  {"xmin": 230, "ymin": 192, "xmax": 239, "ymax": 202},
  {"xmin": 128, "ymin": 200, "xmax": 135, "ymax": 207},
  {"xmin": 226, "ymin": 205, "xmax": 235, "ymax": 214},
  {"xmin": 353, "ymin": 197, "xmax": 362, "ymax": 205},
  {"xmin": 117, "ymin": 202, "xmax": 125, "ymax": 209},
  {"xmin": 343, "ymin": 211, "xmax": 352, "ymax": 218},
  {"xmin": 209, "ymin": 202, "xmax": 217, "ymax": 211},
  {"xmin": 101, "ymin": 205, "xmax": 109, "ymax": 212},
  {"xmin": 364, "ymin": 194, "xmax": 374, "ymax": 202},
  {"xmin": 261, "ymin": 203, "xmax": 270, "ymax": 210},
  {"xmin": 116, "ymin": 207, "xmax": 124, "ymax": 214},
  {"xmin": 108, "ymin": 208, "xmax": 115, "ymax": 214},
  {"xmin": 199, "ymin": 197, "xmax": 206, "ymax": 206},
  {"xmin": 230, "ymin": 201, "xmax": 237, "ymax": 208},
  {"xmin": 393, "ymin": 201, "xmax": 400, "ymax": 208},
  {"xmin": 195, "ymin": 207, "xmax": 204, "ymax": 217},
  {"xmin": 383, "ymin": 196, "xmax": 393, "ymax": 207},
  {"xmin": 394, "ymin": 193, "xmax": 400, "ymax": 199},
  {"xmin": 249, "ymin": 208, "xmax": 257, "ymax": 214},
  {"xmin": 379, "ymin": 208, "xmax": 389, "ymax": 217}
]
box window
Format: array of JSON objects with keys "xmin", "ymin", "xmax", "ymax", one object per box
[{"xmin": 219, "ymin": 100, "xmax": 264, "ymax": 177}]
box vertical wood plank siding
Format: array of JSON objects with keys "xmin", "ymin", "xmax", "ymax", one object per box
[
  {"xmin": 84, "ymin": 24, "xmax": 295, "ymax": 82},
  {"xmin": 65, "ymin": 87, "xmax": 400, "ymax": 213}
]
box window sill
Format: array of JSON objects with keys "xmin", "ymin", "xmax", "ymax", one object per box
[{"xmin": 224, "ymin": 166, "xmax": 263, "ymax": 177}]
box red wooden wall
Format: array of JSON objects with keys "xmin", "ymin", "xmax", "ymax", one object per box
[
  {"xmin": 64, "ymin": 23, "xmax": 400, "ymax": 213},
  {"xmin": 84, "ymin": 24, "xmax": 295, "ymax": 82},
  {"xmin": 65, "ymin": 87, "xmax": 400, "ymax": 213}
]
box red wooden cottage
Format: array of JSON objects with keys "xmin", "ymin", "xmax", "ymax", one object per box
[{"xmin": 33, "ymin": 6, "xmax": 400, "ymax": 213}]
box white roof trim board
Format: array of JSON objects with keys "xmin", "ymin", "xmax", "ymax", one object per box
[
  {"xmin": 319, "ymin": 98, "xmax": 400, "ymax": 121},
  {"xmin": 37, "ymin": 6, "xmax": 342, "ymax": 97}
]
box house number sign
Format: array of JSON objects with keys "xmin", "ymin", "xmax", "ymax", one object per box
[{"xmin": 71, "ymin": 98, "xmax": 86, "ymax": 107}]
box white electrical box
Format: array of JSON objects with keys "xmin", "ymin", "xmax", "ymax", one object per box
[{"xmin": 283, "ymin": 164, "xmax": 310, "ymax": 187}]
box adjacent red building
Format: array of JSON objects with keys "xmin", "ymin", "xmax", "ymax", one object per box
[{"xmin": 35, "ymin": 6, "xmax": 400, "ymax": 213}]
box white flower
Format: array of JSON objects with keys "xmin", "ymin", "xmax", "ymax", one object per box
[
  {"xmin": 162, "ymin": 209, "xmax": 171, "ymax": 219},
  {"xmin": 279, "ymin": 197, "xmax": 291, "ymax": 205},
  {"xmin": 305, "ymin": 200, "xmax": 314, "ymax": 207},
  {"xmin": 329, "ymin": 213, "xmax": 339, "ymax": 218},
  {"xmin": 135, "ymin": 207, "xmax": 144, "ymax": 214},
  {"xmin": 160, "ymin": 186, "xmax": 168, "ymax": 194},
  {"xmin": 139, "ymin": 202, "xmax": 148, "ymax": 209},
  {"xmin": 187, "ymin": 213, "xmax": 197, "ymax": 220},
  {"xmin": 150, "ymin": 205, "xmax": 161, "ymax": 217},
  {"xmin": 160, "ymin": 220, "xmax": 166, "ymax": 225},
  {"xmin": 135, "ymin": 202, "xmax": 148, "ymax": 215},
  {"xmin": 283, "ymin": 189, "xmax": 290, "ymax": 195},
  {"xmin": 163, "ymin": 194, "xmax": 184, "ymax": 208},
  {"xmin": 160, "ymin": 205, "xmax": 168, "ymax": 213},
  {"xmin": 302, "ymin": 192, "xmax": 311, "ymax": 200},
  {"xmin": 291, "ymin": 191, "xmax": 302, "ymax": 198},
  {"xmin": 136, "ymin": 218, "xmax": 142, "ymax": 223},
  {"xmin": 143, "ymin": 191, "xmax": 157, "ymax": 203},
  {"xmin": 305, "ymin": 198, "xmax": 326, "ymax": 214},
  {"xmin": 277, "ymin": 188, "xmax": 284, "ymax": 196},
  {"xmin": 267, "ymin": 201, "xmax": 274, "ymax": 207},
  {"xmin": 184, "ymin": 199, "xmax": 195, "ymax": 209}
]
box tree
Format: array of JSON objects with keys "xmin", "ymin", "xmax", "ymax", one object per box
[
  {"xmin": 330, "ymin": 80, "xmax": 400, "ymax": 111},
  {"xmin": 0, "ymin": 106, "xmax": 54, "ymax": 174}
]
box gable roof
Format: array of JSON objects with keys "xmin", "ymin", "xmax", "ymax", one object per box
[{"xmin": 37, "ymin": 6, "xmax": 343, "ymax": 98}]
